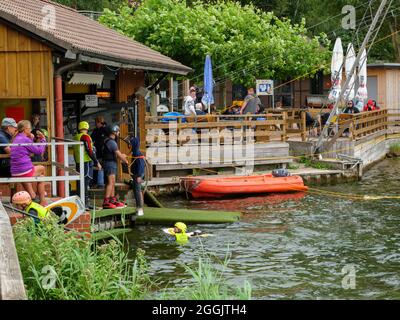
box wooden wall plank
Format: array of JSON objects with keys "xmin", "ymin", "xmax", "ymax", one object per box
[
  {"xmin": 0, "ymin": 53, "xmax": 7, "ymax": 96},
  {"xmin": 6, "ymin": 28, "xmax": 18, "ymax": 52},
  {"xmin": 0, "ymin": 24, "xmax": 7, "ymax": 51}
]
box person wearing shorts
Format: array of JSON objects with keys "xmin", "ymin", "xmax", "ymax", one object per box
[
  {"xmin": 10, "ymin": 120, "xmax": 47, "ymax": 205},
  {"xmin": 102, "ymin": 125, "xmax": 128, "ymax": 209}
]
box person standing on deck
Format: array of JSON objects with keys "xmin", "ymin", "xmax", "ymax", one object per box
[
  {"xmin": 73, "ymin": 121, "xmax": 101, "ymax": 209},
  {"xmin": 0, "ymin": 118, "xmax": 18, "ymax": 177},
  {"xmin": 130, "ymin": 136, "xmax": 145, "ymax": 216},
  {"xmin": 240, "ymin": 87, "xmax": 262, "ymax": 115},
  {"xmin": 183, "ymin": 87, "xmax": 198, "ymax": 117},
  {"xmin": 102, "ymin": 125, "xmax": 129, "ymax": 209},
  {"xmin": 91, "ymin": 116, "xmax": 107, "ymax": 188}
]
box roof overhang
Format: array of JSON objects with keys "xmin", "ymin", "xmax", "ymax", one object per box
[
  {"xmin": 0, "ymin": 10, "xmax": 192, "ymax": 75},
  {"xmin": 78, "ymin": 53, "xmax": 191, "ymax": 75},
  {"xmin": 368, "ymin": 63, "xmax": 400, "ymax": 69}
]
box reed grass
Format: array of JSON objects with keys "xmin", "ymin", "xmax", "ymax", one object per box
[
  {"xmin": 13, "ymin": 218, "xmax": 251, "ymax": 300},
  {"xmin": 13, "ymin": 217, "xmax": 153, "ymax": 300}
]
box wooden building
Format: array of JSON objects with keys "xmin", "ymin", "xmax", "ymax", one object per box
[{"xmin": 0, "ymin": 0, "xmax": 191, "ymax": 195}]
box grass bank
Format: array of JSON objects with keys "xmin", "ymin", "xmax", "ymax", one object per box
[{"xmin": 13, "ymin": 218, "xmax": 251, "ymax": 300}]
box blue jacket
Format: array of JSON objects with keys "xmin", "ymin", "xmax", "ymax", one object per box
[{"xmin": 130, "ymin": 137, "xmax": 145, "ymax": 177}]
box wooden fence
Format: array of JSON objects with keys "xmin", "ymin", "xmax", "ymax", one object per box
[
  {"xmin": 0, "ymin": 201, "xmax": 26, "ymax": 300},
  {"xmin": 145, "ymin": 109, "xmax": 307, "ymax": 146}
]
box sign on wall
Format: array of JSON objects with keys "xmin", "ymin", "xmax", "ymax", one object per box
[
  {"xmin": 256, "ymin": 80, "xmax": 274, "ymax": 96},
  {"xmin": 85, "ymin": 95, "xmax": 98, "ymax": 107}
]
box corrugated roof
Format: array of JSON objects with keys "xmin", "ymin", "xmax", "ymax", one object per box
[{"xmin": 0, "ymin": 0, "xmax": 192, "ymax": 75}]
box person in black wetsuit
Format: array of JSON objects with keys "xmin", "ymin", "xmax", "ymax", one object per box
[{"xmin": 130, "ymin": 136, "xmax": 145, "ymax": 216}]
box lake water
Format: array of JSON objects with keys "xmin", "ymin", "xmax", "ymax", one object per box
[{"xmin": 126, "ymin": 158, "xmax": 400, "ymax": 299}]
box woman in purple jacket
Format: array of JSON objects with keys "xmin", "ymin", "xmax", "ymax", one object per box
[{"xmin": 11, "ymin": 120, "xmax": 47, "ymax": 205}]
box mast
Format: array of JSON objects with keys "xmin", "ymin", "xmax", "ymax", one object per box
[{"xmin": 313, "ymin": 0, "xmax": 389, "ymax": 155}]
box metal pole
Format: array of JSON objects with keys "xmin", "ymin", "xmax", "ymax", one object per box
[
  {"xmin": 64, "ymin": 144, "xmax": 70, "ymax": 197},
  {"xmin": 51, "ymin": 139, "xmax": 57, "ymax": 197},
  {"xmin": 313, "ymin": 0, "xmax": 389, "ymax": 154},
  {"xmin": 79, "ymin": 143, "xmax": 85, "ymax": 207}
]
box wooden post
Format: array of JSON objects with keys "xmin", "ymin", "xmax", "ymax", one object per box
[
  {"xmin": 169, "ymin": 77, "xmax": 174, "ymax": 112},
  {"xmin": 282, "ymin": 112, "xmax": 288, "ymax": 141},
  {"xmin": 0, "ymin": 201, "xmax": 27, "ymax": 300},
  {"xmin": 150, "ymin": 91, "xmax": 158, "ymax": 117},
  {"xmin": 301, "ymin": 110, "xmax": 306, "ymax": 141}
]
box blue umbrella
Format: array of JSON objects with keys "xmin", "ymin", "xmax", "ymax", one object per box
[{"xmin": 201, "ymin": 55, "xmax": 214, "ymax": 113}]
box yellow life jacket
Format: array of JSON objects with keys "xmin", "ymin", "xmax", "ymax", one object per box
[
  {"xmin": 73, "ymin": 132, "xmax": 92, "ymax": 163},
  {"xmin": 174, "ymin": 231, "xmax": 189, "ymax": 244},
  {"xmin": 26, "ymin": 201, "xmax": 50, "ymax": 220}
]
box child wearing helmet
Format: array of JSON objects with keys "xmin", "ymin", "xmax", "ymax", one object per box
[
  {"xmin": 73, "ymin": 121, "xmax": 102, "ymax": 208},
  {"xmin": 164, "ymin": 222, "xmax": 189, "ymax": 244},
  {"xmin": 12, "ymin": 191, "xmax": 50, "ymax": 222}
]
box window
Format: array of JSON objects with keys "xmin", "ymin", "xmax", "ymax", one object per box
[{"xmin": 311, "ymin": 71, "xmax": 324, "ymax": 95}]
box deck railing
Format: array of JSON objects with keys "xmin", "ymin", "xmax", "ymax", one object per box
[
  {"xmin": 0, "ymin": 138, "xmax": 86, "ymax": 206},
  {"xmin": 145, "ymin": 109, "xmax": 307, "ymax": 146}
]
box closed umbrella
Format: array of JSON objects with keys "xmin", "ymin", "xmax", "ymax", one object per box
[
  {"xmin": 344, "ymin": 43, "xmax": 356, "ymax": 101},
  {"xmin": 201, "ymin": 55, "xmax": 214, "ymax": 113},
  {"xmin": 356, "ymin": 48, "xmax": 368, "ymax": 104},
  {"xmin": 328, "ymin": 38, "xmax": 344, "ymax": 103}
]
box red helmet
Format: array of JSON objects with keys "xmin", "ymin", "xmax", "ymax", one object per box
[{"xmin": 12, "ymin": 191, "xmax": 32, "ymax": 205}]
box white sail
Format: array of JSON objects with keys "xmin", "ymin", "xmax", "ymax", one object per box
[
  {"xmin": 328, "ymin": 38, "xmax": 344, "ymax": 103},
  {"xmin": 344, "ymin": 43, "xmax": 356, "ymax": 101},
  {"xmin": 356, "ymin": 48, "xmax": 368, "ymax": 103}
]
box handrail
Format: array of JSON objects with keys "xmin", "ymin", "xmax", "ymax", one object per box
[
  {"xmin": 146, "ymin": 110, "xmax": 307, "ymax": 143},
  {"xmin": 0, "ymin": 138, "xmax": 86, "ymax": 206}
]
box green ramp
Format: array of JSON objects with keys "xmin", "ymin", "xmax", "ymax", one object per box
[
  {"xmin": 90, "ymin": 207, "xmax": 241, "ymax": 224},
  {"xmin": 136, "ymin": 207, "xmax": 241, "ymax": 224}
]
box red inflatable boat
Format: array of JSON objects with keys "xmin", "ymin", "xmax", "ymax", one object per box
[{"xmin": 180, "ymin": 174, "xmax": 308, "ymax": 199}]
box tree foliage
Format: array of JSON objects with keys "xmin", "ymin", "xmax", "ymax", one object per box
[
  {"xmin": 99, "ymin": 0, "xmax": 331, "ymax": 85},
  {"xmin": 241, "ymin": 0, "xmax": 399, "ymax": 63},
  {"xmin": 52, "ymin": 0, "xmax": 129, "ymax": 11}
]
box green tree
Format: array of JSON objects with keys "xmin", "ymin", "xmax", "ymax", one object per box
[
  {"xmin": 53, "ymin": 0, "xmax": 129, "ymax": 11},
  {"xmin": 100, "ymin": 0, "xmax": 330, "ymax": 85}
]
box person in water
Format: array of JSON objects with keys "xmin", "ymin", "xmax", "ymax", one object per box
[
  {"xmin": 167, "ymin": 222, "xmax": 189, "ymax": 244},
  {"xmin": 130, "ymin": 136, "xmax": 145, "ymax": 216},
  {"xmin": 12, "ymin": 191, "xmax": 50, "ymax": 223}
]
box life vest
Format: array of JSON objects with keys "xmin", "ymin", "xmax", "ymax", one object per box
[
  {"xmin": 26, "ymin": 201, "xmax": 50, "ymax": 220},
  {"xmin": 174, "ymin": 231, "xmax": 189, "ymax": 244},
  {"xmin": 73, "ymin": 133, "xmax": 93, "ymax": 163},
  {"xmin": 102, "ymin": 138, "xmax": 117, "ymax": 162}
]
